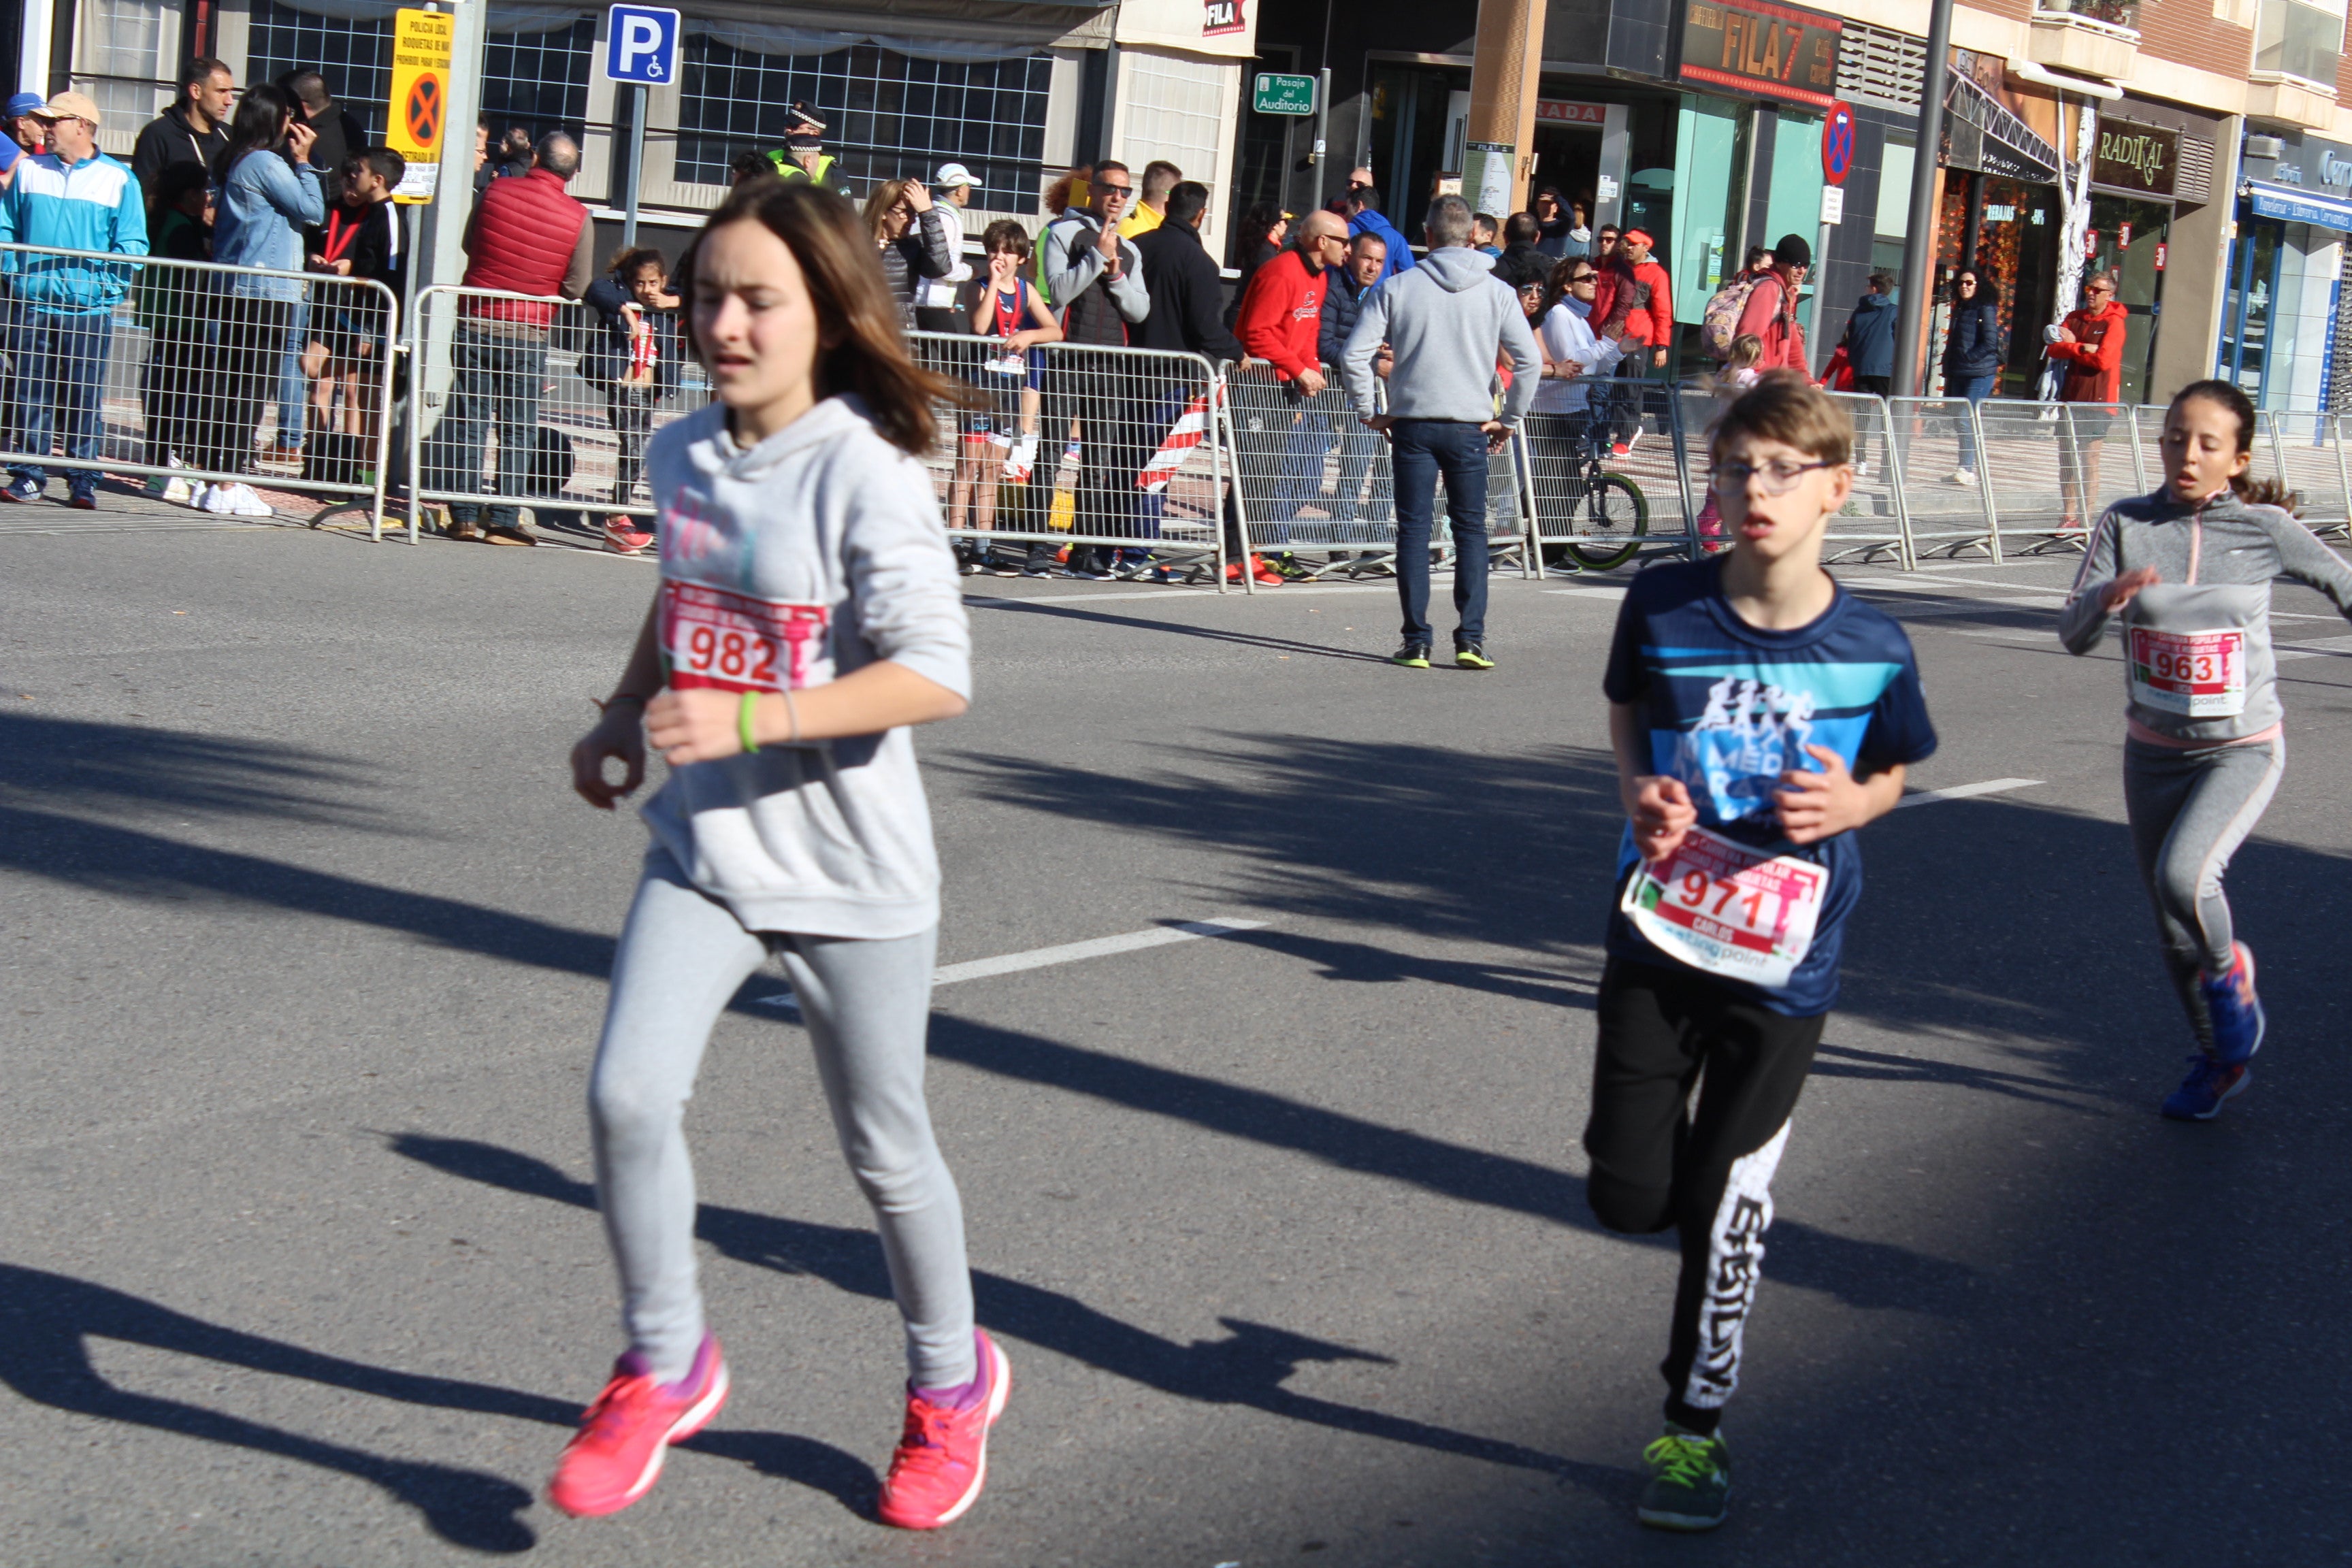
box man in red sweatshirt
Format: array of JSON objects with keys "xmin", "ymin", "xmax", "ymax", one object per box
[
  {"xmin": 1591, "ymin": 227, "xmax": 1673, "ymax": 371},
  {"xmin": 1224, "ymin": 209, "xmax": 1348, "ymax": 581},
  {"xmin": 2047, "ymin": 270, "xmax": 2129, "ymax": 531}
]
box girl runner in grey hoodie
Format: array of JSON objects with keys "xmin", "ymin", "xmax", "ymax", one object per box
[
  {"xmin": 2059, "ymin": 378, "xmax": 2352, "ymax": 1120},
  {"xmin": 556, "ymin": 180, "xmax": 1007, "ymax": 1531}
]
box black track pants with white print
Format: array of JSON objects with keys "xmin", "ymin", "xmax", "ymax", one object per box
[{"xmin": 1583, "ymin": 958, "xmax": 1824, "ymax": 1434}]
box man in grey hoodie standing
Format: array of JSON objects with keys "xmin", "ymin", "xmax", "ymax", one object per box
[
  {"xmin": 1342, "ymin": 194, "xmax": 1539, "ymax": 669},
  {"xmin": 1039, "ymin": 161, "xmax": 1152, "ymax": 577}
]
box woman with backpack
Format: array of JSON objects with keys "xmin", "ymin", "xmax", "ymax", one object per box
[{"xmin": 1942, "ymin": 265, "xmax": 2005, "ymax": 485}]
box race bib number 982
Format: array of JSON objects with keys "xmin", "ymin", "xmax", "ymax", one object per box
[
  {"xmin": 660, "ymin": 579, "xmax": 830, "ymax": 694},
  {"xmin": 2128, "ymin": 626, "xmax": 2245, "ymax": 717},
  {"xmin": 1620, "ymin": 825, "xmax": 1827, "ymax": 991}
]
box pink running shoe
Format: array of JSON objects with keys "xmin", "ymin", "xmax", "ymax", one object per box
[
  {"xmin": 547, "ymin": 1335, "xmax": 730, "ymax": 1518},
  {"xmin": 875, "ymin": 1330, "xmax": 1011, "ymax": 1531}
]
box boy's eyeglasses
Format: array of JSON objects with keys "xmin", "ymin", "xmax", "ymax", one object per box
[{"xmin": 1718, "ymin": 459, "xmax": 1834, "ymax": 495}]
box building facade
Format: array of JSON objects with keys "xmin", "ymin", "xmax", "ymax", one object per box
[
  {"xmin": 12, "ymin": 0, "xmax": 1262, "ymax": 265},
  {"xmin": 1241, "ymin": 0, "xmax": 2352, "ymax": 409}
]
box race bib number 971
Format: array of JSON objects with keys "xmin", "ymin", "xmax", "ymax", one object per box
[
  {"xmin": 2128, "ymin": 626, "xmax": 2245, "ymax": 717},
  {"xmin": 1620, "ymin": 825, "xmax": 1826, "ymax": 991},
  {"xmin": 659, "ymin": 579, "xmax": 830, "ymax": 694}
]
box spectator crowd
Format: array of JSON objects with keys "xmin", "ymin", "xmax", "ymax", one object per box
[{"xmin": 0, "ymin": 51, "xmax": 2107, "ymax": 611}]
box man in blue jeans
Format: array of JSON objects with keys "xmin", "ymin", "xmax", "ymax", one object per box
[{"xmin": 1340, "ymin": 193, "xmax": 1538, "ymax": 668}]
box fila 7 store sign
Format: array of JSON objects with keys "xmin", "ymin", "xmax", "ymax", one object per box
[
  {"xmin": 1678, "ymin": 0, "xmax": 1842, "ymax": 112},
  {"xmin": 1204, "ymin": 0, "xmax": 1245, "ymax": 35}
]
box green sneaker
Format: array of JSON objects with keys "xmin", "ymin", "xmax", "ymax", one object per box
[
  {"xmin": 1391, "ymin": 641, "xmax": 1431, "ymax": 668},
  {"xmin": 1637, "ymin": 1424, "xmax": 1730, "ymax": 1531},
  {"xmin": 1454, "ymin": 641, "xmax": 1495, "ymax": 670}
]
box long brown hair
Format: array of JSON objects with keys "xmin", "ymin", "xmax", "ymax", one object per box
[
  {"xmin": 862, "ymin": 179, "xmax": 912, "ymax": 245},
  {"xmin": 2169, "ymin": 378, "xmax": 2300, "ymax": 511},
  {"xmin": 676, "ymin": 180, "xmax": 969, "ymax": 457}
]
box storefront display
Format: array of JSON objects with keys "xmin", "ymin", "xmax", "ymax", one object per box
[{"xmin": 2225, "ymin": 133, "xmax": 2352, "ymax": 412}]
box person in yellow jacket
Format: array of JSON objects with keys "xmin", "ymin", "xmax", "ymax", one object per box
[{"xmin": 765, "ymin": 101, "xmax": 845, "ymax": 192}]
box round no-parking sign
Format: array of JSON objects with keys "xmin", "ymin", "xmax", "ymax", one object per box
[{"xmin": 1822, "ymin": 101, "xmax": 1855, "ymax": 187}]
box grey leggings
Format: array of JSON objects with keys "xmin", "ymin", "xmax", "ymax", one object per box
[
  {"xmin": 2124, "ymin": 736, "xmax": 2284, "ymax": 1051},
  {"xmin": 589, "ymin": 845, "xmax": 975, "ymax": 1388}
]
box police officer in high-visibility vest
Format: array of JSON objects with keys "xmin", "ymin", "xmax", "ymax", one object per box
[{"xmin": 766, "ymin": 101, "xmax": 845, "ymax": 192}]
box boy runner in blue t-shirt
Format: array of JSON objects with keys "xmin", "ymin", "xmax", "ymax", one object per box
[{"xmin": 1590, "ymin": 373, "xmax": 1938, "ymax": 1531}]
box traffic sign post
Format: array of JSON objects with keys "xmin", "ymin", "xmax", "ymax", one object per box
[
  {"xmin": 385, "ymin": 7, "xmax": 453, "ymax": 201},
  {"xmin": 1820, "ymin": 100, "xmax": 1855, "ymax": 186},
  {"xmin": 604, "ymin": 5, "xmax": 681, "ymax": 247},
  {"xmin": 1253, "ymin": 73, "xmax": 1316, "ymax": 115},
  {"xmin": 1806, "ymin": 101, "xmax": 1858, "ymax": 359}
]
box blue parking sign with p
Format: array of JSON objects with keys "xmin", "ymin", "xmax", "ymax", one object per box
[{"xmin": 604, "ymin": 4, "xmax": 680, "ymax": 84}]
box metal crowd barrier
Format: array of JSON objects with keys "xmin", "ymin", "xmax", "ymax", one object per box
[
  {"xmin": 2270, "ymin": 410, "xmax": 2352, "ymax": 537},
  {"xmin": 904, "ymin": 331, "xmax": 1228, "ymax": 585},
  {"xmin": 408, "ymin": 283, "xmax": 710, "ymax": 548},
  {"xmin": 0, "ymin": 242, "xmax": 398, "ymax": 536},
  {"xmin": 1522, "ymin": 382, "xmax": 1687, "ymax": 572}
]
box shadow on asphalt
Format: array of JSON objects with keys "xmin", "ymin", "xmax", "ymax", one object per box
[
  {"xmin": 0, "ymin": 1262, "xmax": 558, "ymax": 1552},
  {"xmin": 384, "ymin": 1134, "xmax": 1623, "ymax": 1498}
]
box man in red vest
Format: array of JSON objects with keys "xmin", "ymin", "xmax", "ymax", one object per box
[{"xmin": 438, "ymin": 131, "xmax": 593, "ymax": 542}]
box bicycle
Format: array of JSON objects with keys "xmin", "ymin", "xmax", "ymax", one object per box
[{"xmin": 1533, "ymin": 409, "xmax": 1649, "ymax": 572}]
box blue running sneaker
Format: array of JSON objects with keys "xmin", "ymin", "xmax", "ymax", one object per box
[
  {"xmin": 2161, "ymin": 1054, "xmax": 2251, "ymax": 1121},
  {"xmin": 2200, "ymin": 942, "xmax": 2264, "ymax": 1064}
]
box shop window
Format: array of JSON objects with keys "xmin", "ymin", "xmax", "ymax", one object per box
[
  {"xmin": 69, "ymin": 0, "xmax": 182, "ymax": 153},
  {"xmin": 676, "ymin": 38, "xmax": 1051, "ymax": 214},
  {"xmin": 2253, "ymin": 0, "xmax": 2345, "ymax": 86},
  {"xmin": 246, "ymin": 0, "xmax": 595, "ymax": 144}
]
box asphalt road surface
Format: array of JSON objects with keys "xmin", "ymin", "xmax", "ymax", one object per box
[{"xmin": 4, "ymin": 515, "xmax": 2350, "ymax": 1567}]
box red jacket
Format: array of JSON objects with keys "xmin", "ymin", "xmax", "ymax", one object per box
[
  {"xmin": 1734, "ymin": 272, "xmax": 1810, "ymax": 378},
  {"xmin": 1591, "ymin": 257, "xmax": 1674, "ymax": 346},
  {"xmin": 2046, "ymin": 298, "xmax": 2128, "ymax": 404},
  {"xmin": 1232, "ymin": 250, "xmax": 1328, "ymax": 380},
  {"xmin": 461, "ymin": 168, "xmax": 590, "ymax": 327}
]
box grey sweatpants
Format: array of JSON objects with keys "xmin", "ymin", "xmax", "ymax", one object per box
[
  {"xmin": 589, "ymin": 845, "xmax": 975, "ymax": 1388},
  {"xmin": 2123, "ymin": 736, "xmax": 2283, "ymax": 1051}
]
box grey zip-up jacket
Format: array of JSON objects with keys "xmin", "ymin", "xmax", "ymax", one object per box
[
  {"xmin": 640, "ymin": 395, "xmax": 970, "ymax": 938},
  {"xmin": 2059, "ymin": 486, "xmax": 2352, "ymax": 744},
  {"xmin": 1340, "ymin": 245, "xmax": 1539, "ymax": 427}
]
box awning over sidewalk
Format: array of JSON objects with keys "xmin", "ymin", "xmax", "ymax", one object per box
[{"xmin": 2245, "ymin": 179, "xmax": 2352, "ymax": 232}]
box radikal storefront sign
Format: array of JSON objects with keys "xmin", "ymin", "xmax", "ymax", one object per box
[
  {"xmin": 1676, "ymin": 0, "xmax": 1843, "ymax": 112},
  {"xmin": 2091, "ymin": 119, "xmax": 2177, "ymax": 198}
]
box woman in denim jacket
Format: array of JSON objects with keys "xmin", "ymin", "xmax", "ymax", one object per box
[{"xmin": 203, "ymin": 83, "xmax": 323, "ymax": 495}]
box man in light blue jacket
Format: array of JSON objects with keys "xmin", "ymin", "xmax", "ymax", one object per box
[{"xmin": 0, "ymin": 92, "xmax": 146, "ymax": 508}]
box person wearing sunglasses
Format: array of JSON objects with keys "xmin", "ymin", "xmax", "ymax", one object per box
[
  {"xmin": 1940, "ymin": 266, "xmax": 2006, "ymax": 485},
  {"xmin": 1038, "ymin": 160, "xmax": 1153, "ymax": 577},
  {"xmin": 2047, "ymin": 270, "xmax": 2128, "ymax": 533}
]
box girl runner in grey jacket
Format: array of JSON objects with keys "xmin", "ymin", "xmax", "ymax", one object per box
[
  {"xmin": 2059, "ymin": 378, "xmax": 2352, "ymax": 1120},
  {"xmin": 557, "ymin": 180, "xmax": 1006, "ymax": 1531}
]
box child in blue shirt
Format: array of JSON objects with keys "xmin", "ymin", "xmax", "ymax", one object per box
[{"xmin": 1590, "ymin": 372, "xmax": 1937, "ymax": 1531}]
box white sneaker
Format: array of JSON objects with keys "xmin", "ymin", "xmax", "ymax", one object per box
[
  {"xmin": 1949, "ymin": 468, "xmax": 1976, "ymax": 486},
  {"xmin": 225, "ymin": 483, "xmax": 274, "ymax": 517},
  {"xmin": 161, "ymin": 476, "xmax": 193, "ymax": 505},
  {"xmin": 1853, "ymin": 460, "xmax": 1872, "ymax": 477},
  {"xmin": 198, "ymin": 482, "xmax": 238, "ymax": 514}
]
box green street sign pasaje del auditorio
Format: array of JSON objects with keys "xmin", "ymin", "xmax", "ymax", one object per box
[{"xmin": 1254, "ymin": 73, "xmax": 1316, "ymax": 115}]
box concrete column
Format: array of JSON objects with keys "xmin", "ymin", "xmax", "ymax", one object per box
[
  {"xmin": 1465, "ymin": 0, "xmax": 1544, "ymax": 219},
  {"xmin": 2149, "ymin": 117, "xmax": 2242, "ymax": 403}
]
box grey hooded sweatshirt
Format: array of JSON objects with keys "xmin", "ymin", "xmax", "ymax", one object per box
[
  {"xmin": 2059, "ymin": 486, "xmax": 2352, "ymax": 745},
  {"xmin": 640, "ymin": 395, "xmax": 971, "ymax": 938},
  {"xmin": 1341, "ymin": 244, "xmax": 1540, "ymax": 427}
]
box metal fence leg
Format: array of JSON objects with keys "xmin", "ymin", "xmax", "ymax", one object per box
[
  {"xmin": 1208, "ymin": 373, "xmax": 1231, "ymax": 593},
  {"xmin": 2123, "ymin": 403, "xmax": 2148, "ymax": 495},
  {"xmin": 1669, "ymin": 395, "xmax": 1701, "ymax": 563},
  {"xmin": 1512, "ymin": 427, "xmax": 1539, "ymax": 581},
  {"xmin": 1972, "ymin": 400, "xmax": 2004, "ymax": 564},
  {"xmin": 1217, "ymin": 392, "xmax": 1252, "ymax": 595},
  {"xmin": 1879, "ymin": 396, "xmax": 1918, "ymax": 572},
  {"xmin": 2333, "ymin": 415, "xmax": 2352, "ymax": 540}
]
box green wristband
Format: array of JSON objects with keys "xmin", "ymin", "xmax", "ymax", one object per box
[{"xmin": 738, "ymin": 690, "xmax": 761, "ymax": 755}]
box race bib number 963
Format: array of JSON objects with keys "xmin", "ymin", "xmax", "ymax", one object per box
[
  {"xmin": 2128, "ymin": 626, "xmax": 2245, "ymax": 717},
  {"xmin": 1620, "ymin": 825, "xmax": 1826, "ymax": 990},
  {"xmin": 660, "ymin": 579, "xmax": 830, "ymax": 694}
]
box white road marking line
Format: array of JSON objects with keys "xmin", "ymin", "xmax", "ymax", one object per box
[
  {"xmin": 2274, "ymin": 634, "xmax": 2352, "ymax": 660},
  {"xmin": 749, "ymin": 917, "xmax": 1273, "ymax": 1010},
  {"xmin": 1896, "ymin": 777, "xmax": 2043, "ymax": 808},
  {"xmin": 1544, "ymin": 586, "xmax": 1630, "ymax": 598}
]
